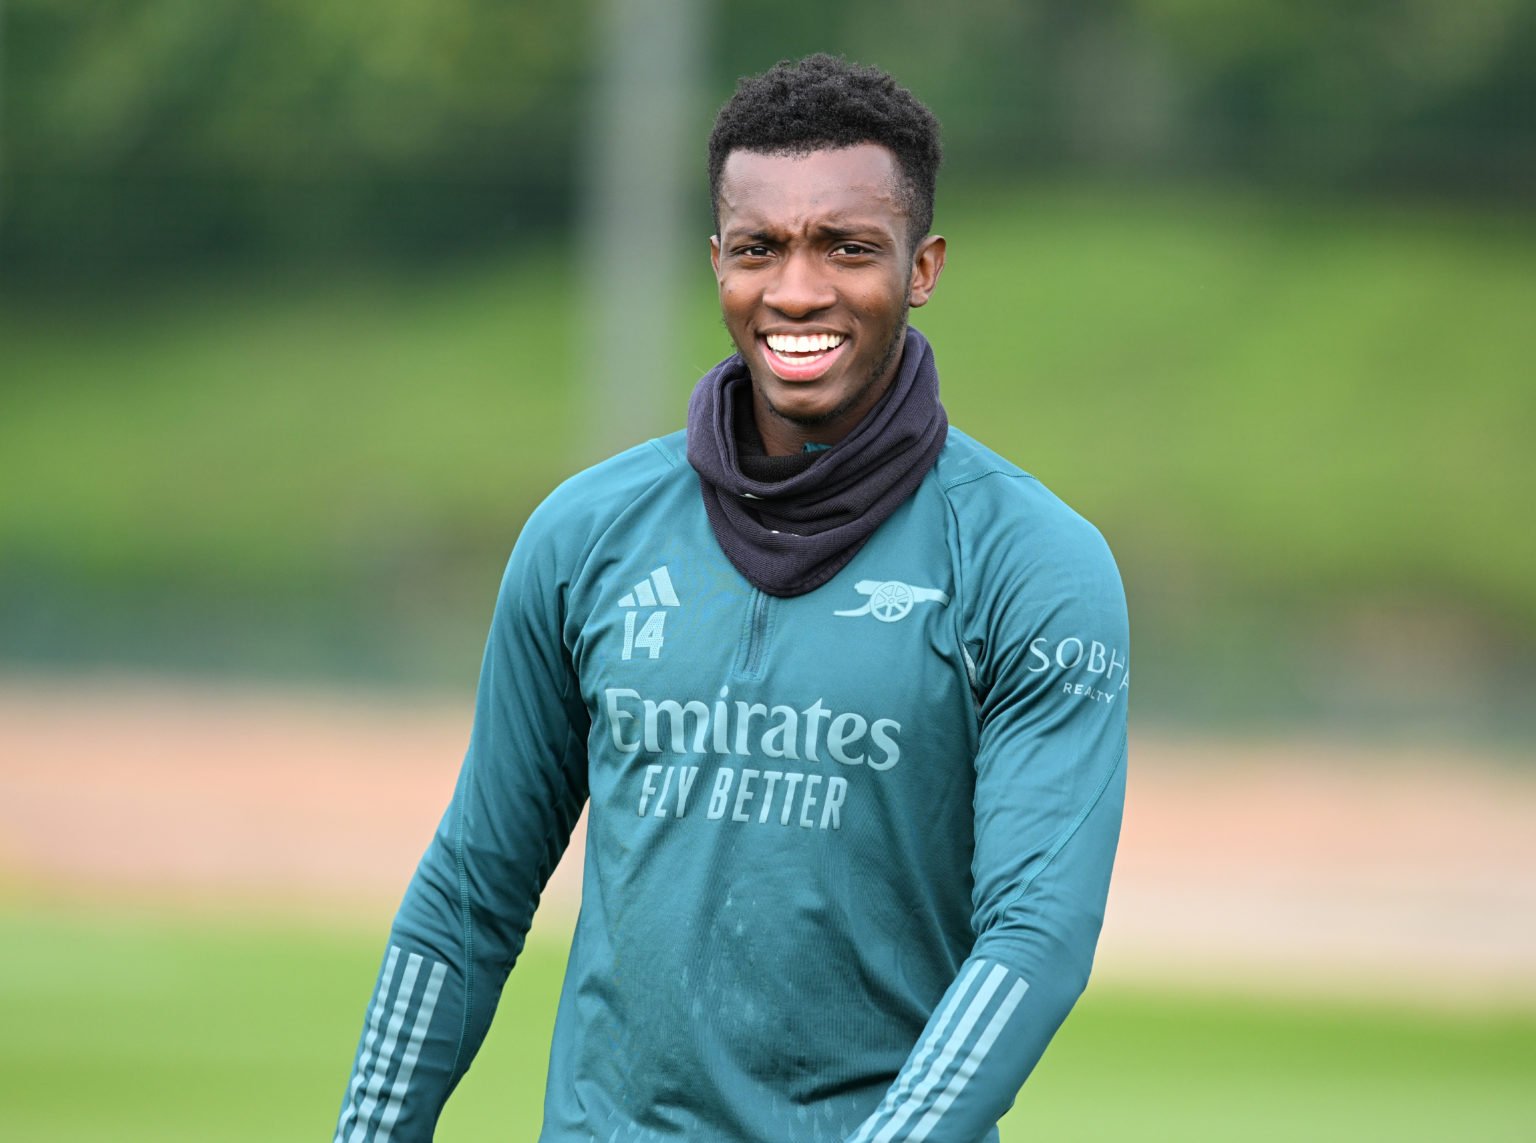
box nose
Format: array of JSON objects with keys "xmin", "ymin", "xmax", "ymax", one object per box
[{"xmin": 762, "ymin": 249, "xmax": 835, "ymax": 317}]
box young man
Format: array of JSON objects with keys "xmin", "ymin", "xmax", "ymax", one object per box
[{"xmin": 335, "ymin": 54, "xmax": 1128, "ymax": 1142}]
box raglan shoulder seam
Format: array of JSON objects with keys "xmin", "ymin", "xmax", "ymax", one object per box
[
  {"xmin": 935, "ymin": 477, "xmax": 980, "ymax": 718},
  {"xmin": 565, "ymin": 439, "xmax": 691, "ymax": 575},
  {"xmin": 647, "ymin": 434, "xmax": 683, "ymax": 468},
  {"xmin": 933, "ymin": 460, "xmax": 1038, "ymax": 688},
  {"xmin": 528, "ymin": 432, "xmax": 688, "ymax": 568},
  {"xmin": 939, "ymin": 466, "xmax": 1038, "ymax": 495}
]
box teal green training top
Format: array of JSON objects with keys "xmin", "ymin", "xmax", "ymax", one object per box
[{"xmin": 335, "ymin": 426, "xmax": 1129, "ymax": 1142}]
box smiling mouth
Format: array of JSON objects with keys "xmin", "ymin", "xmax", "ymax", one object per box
[{"xmin": 761, "ymin": 332, "xmax": 848, "ymax": 381}]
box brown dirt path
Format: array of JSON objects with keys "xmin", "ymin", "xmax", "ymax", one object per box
[{"xmin": 2, "ymin": 675, "xmax": 1532, "ymax": 1003}]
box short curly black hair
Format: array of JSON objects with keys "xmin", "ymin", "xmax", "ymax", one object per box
[{"xmin": 707, "ymin": 54, "xmax": 942, "ymax": 250}]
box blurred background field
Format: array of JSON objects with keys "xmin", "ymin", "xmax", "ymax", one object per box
[
  {"xmin": 4, "ymin": 679, "xmax": 1534, "ymax": 1140},
  {"xmin": 3, "ymin": 909, "xmax": 1532, "ymax": 1142},
  {"xmin": 3, "ymin": 1, "xmax": 1535, "ymax": 1138},
  {"xmin": 4, "ymin": 186, "xmax": 1535, "ymax": 737}
]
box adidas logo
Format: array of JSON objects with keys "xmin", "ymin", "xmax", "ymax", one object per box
[
  {"xmin": 618, "ymin": 566, "xmax": 680, "ymax": 610},
  {"xmin": 618, "ymin": 566, "xmax": 679, "ymax": 660}
]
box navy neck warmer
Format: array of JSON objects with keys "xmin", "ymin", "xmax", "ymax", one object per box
[{"xmin": 685, "ymin": 326, "xmax": 948, "ymax": 597}]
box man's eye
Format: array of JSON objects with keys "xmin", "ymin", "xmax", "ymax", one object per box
[
  {"xmin": 835, "ymin": 243, "xmax": 871, "ymax": 256},
  {"xmin": 738, "ymin": 245, "xmax": 771, "ymax": 258}
]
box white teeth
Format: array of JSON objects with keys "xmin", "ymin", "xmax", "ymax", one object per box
[{"xmin": 765, "ymin": 333, "xmax": 845, "ymax": 355}]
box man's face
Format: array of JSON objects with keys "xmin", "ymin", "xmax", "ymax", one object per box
[{"xmin": 711, "ymin": 144, "xmax": 945, "ymax": 455}]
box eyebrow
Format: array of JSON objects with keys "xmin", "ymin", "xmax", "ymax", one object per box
[
  {"xmin": 818, "ymin": 225, "xmax": 883, "ymax": 242},
  {"xmin": 724, "ymin": 222, "xmax": 892, "ymax": 244}
]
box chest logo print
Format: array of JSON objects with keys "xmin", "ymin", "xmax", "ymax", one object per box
[
  {"xmin": 834, "ymin": 579, "xmax": 950, "ymax": 623},
  {"xmin": 619, "ymin": 566, "xmax": 680, "ymax": 660}
]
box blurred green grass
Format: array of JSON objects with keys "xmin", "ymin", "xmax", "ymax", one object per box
[
  {"xmin": 5, "ymin": 187, "xmax": 1532, "ymax": 616},
  {"xmin": 1, "ymin": 903, "xmax": 1531, "ymax": 1141},
  {"xmin": 3, "ymin": 186, "xmax": 1534, "ymax": 731},
  {"xmin": 929, "ymin": 188, "xmax": 1536, "ymax": 618}
]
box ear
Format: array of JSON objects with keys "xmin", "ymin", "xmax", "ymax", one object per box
[
  {"xmin": 907, "ymin": 235, "xmax": 946, "ymax": 308},
  {"xmin": 710, "ymin": 235, "xmax": 722, "ymax": 280}
]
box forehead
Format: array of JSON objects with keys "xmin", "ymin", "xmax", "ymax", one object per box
[{"xmin": 716, "ymin": 143, "xmax": 905, "ymax": 234}]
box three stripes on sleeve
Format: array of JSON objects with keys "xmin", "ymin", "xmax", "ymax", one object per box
[
  {"xmin": 334, "ymin": 945, "xmax": 449, "ymax": 1143},
  {"xmin": 847, "ymin": 959, "xmax": 1030, "ymax": 1143},
  {"xmin": 334, "ymin": 949, "xmax": 1025, "ymax": 1142}
]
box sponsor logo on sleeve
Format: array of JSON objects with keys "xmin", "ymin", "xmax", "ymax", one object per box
[{"xmin": 1026, "ymin": 635, "xmax": 1129, "ymax": 704}]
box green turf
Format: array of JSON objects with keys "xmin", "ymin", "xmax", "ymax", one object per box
[{"xmin": 1, "ymin": 903, "xmax": 1531, "ymax": 1141}]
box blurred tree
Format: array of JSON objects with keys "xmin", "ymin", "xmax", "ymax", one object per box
[
  {"xmin": 1, "ymin": 0, "xmax": 1532, "ymax": 280},
  {"xmin": 1, "ymin": 0, "xmax": 594, "ymax": 274},
  {"xmin": 1134, "ymin": 0, "xmax": 1536, "ymax": 187}
]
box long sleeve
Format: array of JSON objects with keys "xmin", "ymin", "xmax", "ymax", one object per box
[
  {"xmin": 847, "ymin": 482, "xmax": 1129, "ymax": 1143},
  {"xmin": 333, "ymin": 493, "xmax": 591, "ymax": 1143}
]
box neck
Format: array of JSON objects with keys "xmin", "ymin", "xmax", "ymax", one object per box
[
  {"xmin": 754, "ymin": 410, "xmax": 833, "ymax": 457},
  {"xmin": 683, "ymin": 325, "xmax": 948, "ymax": 597},
  {"xmin": 752, "ymin": 357, "xmax": 904, "ymax": 456}
]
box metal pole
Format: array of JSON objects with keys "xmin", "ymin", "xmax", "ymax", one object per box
[
  {"xmin": 0, "ymin": 1, "xmax": 7, "ymax": 247},
  {"xmin": 579, "ymin": 0, "xmax": 707, "ymax": 464}
]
